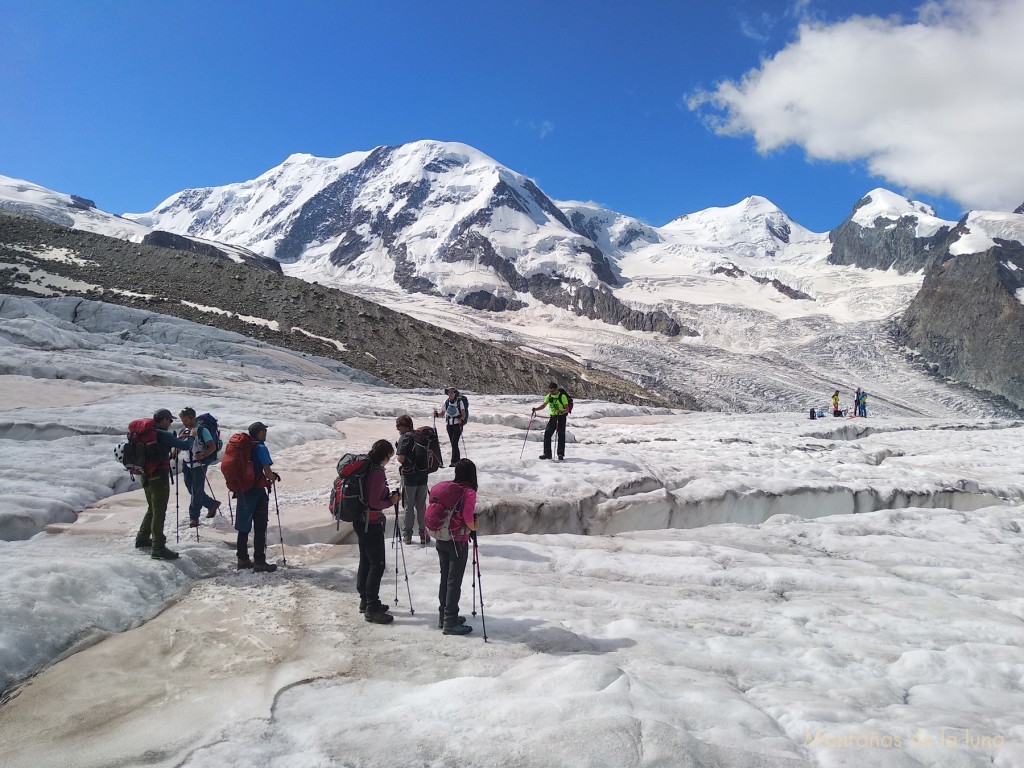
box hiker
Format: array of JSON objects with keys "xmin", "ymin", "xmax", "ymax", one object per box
[
  {"xmin": 395, "ymin": 415, "xmax": 429, "ymax": 546},
  {"xmin": 831, "ymin": 391, "xmax": 841, "ymax": 417},
  {"xmin": 234, "ymin": 422, "xmax": 281, "ymax": 573},
  {"xmin": 135, "ymin": 408, "xmax": 194, "ymax": 560},
  {"xmin": 357, "ymin": 439, "xmax": 402, "ymax": 624},
  {"xmin": 858, "ymin": 390, "xmax": 868, "ymax": 418},
  {"xmin": 178, "ymin": 407, "xmax": 221, "ymax": 527},
  {"xmin": 433, "ymin": 387, "xmax": 466, "ymax": 467},
  {"xmin": 427, "ymin": 458, "xmax": 478, "ymax": 636},
  {"xmin": 854, "ymin": 388, "xmax": 862, "ymax": 417},
  {"xmin": 531, "ymin": 381, "xmax": 569, "ymax": 461}
]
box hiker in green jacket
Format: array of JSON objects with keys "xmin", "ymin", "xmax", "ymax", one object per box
[{"xmin": 531, "ymin": 382, "xmax": 569, "ymax": 461}]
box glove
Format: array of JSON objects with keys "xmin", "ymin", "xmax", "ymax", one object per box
[
  {"xmin": 273, "ymin": 472, "xmax": 282, "ymax": 483},
  {"xmin": 470, "ymin": 530, "xmax": 478, "ymax": 542}
]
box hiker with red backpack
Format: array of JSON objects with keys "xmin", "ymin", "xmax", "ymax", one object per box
[
  {"xmin": 222, "ymin": 422, "xmax": 281, "ymax": 572},
  {"xmin": 425, "ymin": 458, "xmax": 479, "ymax": 636},
  {"xmin": 354, "ymin": 439, "xmax": 402, "ymax": 624},
  {"xmin": 531, "ymin": 382, "xmax": 571, "ymax": 461},
  {"xmin": 131, "ymin": 408, "xmax": 195, "ymax": 560},
  {"xmin": 177, "ymin": 407, "xmax": 222, "ymax": 527}
]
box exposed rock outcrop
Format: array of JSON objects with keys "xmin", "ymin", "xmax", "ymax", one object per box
[{"xmin": 896, "ymin": 240, "xmax": 1024, "ymax": 407}]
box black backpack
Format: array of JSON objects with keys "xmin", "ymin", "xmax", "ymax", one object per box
[
  {"xmin": 457, "ymin": 394, "xmax": 470, "ymax": 424},
  {"xmin": 401, "ymin": 427, "xmax": 443, "ymax": 475},
  {"xmin": 330, "ymin": 454, "xmax": 371, "ymax": 523}
]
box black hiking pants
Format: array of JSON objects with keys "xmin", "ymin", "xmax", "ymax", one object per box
[
  {"xmin": 446, "ymin": 422, "xmax": 463, "ymax": 465},
  {"xmin": 356, "ymin": 520, "xmax": 387, "ymax": 607},
  {"xmin": 543, "ymin": 414, "xmax": 567, "ymax": 458},
  {"xmin": 437, "ymin": 538, "xmax": 469, "ymax": 620}
]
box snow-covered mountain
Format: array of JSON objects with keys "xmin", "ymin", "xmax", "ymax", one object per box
[
  {"xmin": 0, "ymin": 174, "xmax": 151, "ymax": 242},
  {"xmin": 0, "ymin": 174, "xmax": 280, "ymax": 273}
]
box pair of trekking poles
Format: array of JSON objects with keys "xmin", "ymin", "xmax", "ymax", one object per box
[{"xmin": 388, "ymin": 496, "xmax": 488, "ymax": 641}]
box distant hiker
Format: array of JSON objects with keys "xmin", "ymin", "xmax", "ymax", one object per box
[
  {"xmin": 433, "ymin": 387, "xmax": 467, "ymax": 467},
  {"xmin": 831, "ymin": 391, "xmax": 841, "ymax": 417},
  {"xmin": 133, "ymin": 408, "xmax": 194, "ymax": 560},
  {"xmin": 531, "ymin": 382, "xmax": 569, "ymax": 461},
  {"xmin": 395, "ymin": 415, "xmax": 429, "ymax": 546},
  {"xmin": 357, "ymin": 439, "xmax": 402, "ymax": 624},
  {"xmin": 853, "ymin": 388, "xmax": 862, "ymax": 417},
  {"xmin": 178, "ymin": 407, "xmax": 221, "ymax": 527},
  {"xmin": 426, "ymin": 458, "xmax": 479, "ymax": 636},
  {"xmin": 233, "ymin": 422, "xmax": 281, "ymax": 573},
  {"xmin": 858, "ymin": 391, "xmax": 868, "ymax": 418}
]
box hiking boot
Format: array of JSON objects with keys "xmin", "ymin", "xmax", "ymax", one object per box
[
  {"xmin": 365, "ymin": 603, "xmax": 394, "ymax": 624},
  {"xmin": 403, "ymin": 532, "xmax": 413, "ymax": 545},
  {"xmin": 188, "ymin": 519, "xmax": 200, "ymax": 528},
  {"xmin": 253, "ymin": 561, "xmax": 278, "ymax": 573},
  {"xmin": 438, "ymin": 610, "xmax": 467, "ymax": 629},
  {"xmin": 449, "ymin": 462, "xmax": 457, "ymax": 467},
  {"xmin": 237, "ymin": 557, "xmax": 254, "ymax": 570},
  {"xmin": 539, "ymin": 454, "xmax": 551, "ymax": 460},
  {"xmin": 151, "ymin": 547, "xmax": 179, "ymax": 561},
  {"xmin": 443, "ymin": 622, "xmax": 473, "ymax": 636},
  {"xmin": 558, "ymin": 456, "xmax": 565, "ymax": 461},
  {"xmin": 134, "ymin": 538, "xmax": 152, "ymax": 549},
  {"xmin": 420, "ymin": 531, "xmax": 430, "ymax": 545},
  {"xmin": 206, "ymin": 501, "xmax": 221, "ymax": 518}
]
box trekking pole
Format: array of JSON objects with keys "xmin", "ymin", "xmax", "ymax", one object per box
[
  {"xmin": 394, "ymin": 501, "xmax": 414, "ymax": 615},
  {"xmin": 473, "ymin": 535, "xmax": 487, "ymax": 642},
  {"xmin": 272, "ymin": 482, "xmax": 287, "ymax": 566},
  {"xmin": 227, "ymin": 491, "xmax": 234, "ymax": 525},
  {"xmin": 519, "ymin": 412, "xmax": 536, "ymax": 460},
  {"xmin": 392, "ymin": 503, "xmax": 401, "ymax": 604},
  {"xmin": 461, "ymin": 429, "xmax": 469, "ymax": 459},
  {"xmin": 173, "ymin": 456, "xmax": 180, "ymax": 544}
]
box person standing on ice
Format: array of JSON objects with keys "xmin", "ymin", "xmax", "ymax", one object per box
[
  {"xmin": 433, "ymin": 387, "xmax": 466, "ymax": 467},
  {"xmin": 853, "ymin": 388, "xmax": 862, "ymax": 417},
  {"xmin": 858, "ymin": 390, "xmax": 868, "ymax": 418},
  {"xmin": 135, "ymin": 408, "xmax": 194, "ymax": 560},
  {"xmin": 532, "ymin": 382, "xmax": 569, "ymax": 460},
  {"xmin": 357, "ymin": 439, "xmax": 402, "ymax": 624},
  {"xmin": 395, "ymin": 415, "xmax": 429, "ymax": 546},
  {"xmin": 426, "ymin": 458, "xmax": 478, "ymax": 636},
  {"xmin": 235, "ymin": 422, "xmax": 281, "ymax": 573},
  {"xmin": 831, "ymin": 390, "xmax": 841, "ymax": 417},
  {"xmin": 178, "ymin": 407, "xmax": 221, "ymax": 527}
]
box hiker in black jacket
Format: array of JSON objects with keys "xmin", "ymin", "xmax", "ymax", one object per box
[{"xmin": 395, "ymin": 415, "xmax": 429, "ymax": 545}]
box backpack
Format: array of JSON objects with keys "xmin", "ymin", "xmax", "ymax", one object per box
[
  {"xmin": 117, "ymin": 418, "xmax": 164, "ymax": 478},
  {"xmin": 425, "ymin": 483, "xmax": 466, "ymax": 542},
  {"xmin": 195, "ymin": 413, "xmax": 223, "ymax": 462},
  {"xmin": 401, "ymin": 427, "xmax": 443, "ymax": 475},
  {"xmin": 457, "ymin": 394, "xmax": 470, "ymax": 424},
  {"xmin": 221, "ymin": 432, "xmax": 258, "ymax": 493},
  {"xmin": 557, "ymin": 388, "xmax": 574, "ymax": 414},
  {"xmin": 330, "ymin": 453, "xmax": 371, "ymax": 523}
]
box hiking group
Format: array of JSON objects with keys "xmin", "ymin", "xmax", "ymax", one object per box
[
  {"xmin": 814, "ymin": 388, "xmax": 869, "ymax": 419},
  {"xmin": 118, "ymin": 384, "xmax": 574, "ymax": 638}
]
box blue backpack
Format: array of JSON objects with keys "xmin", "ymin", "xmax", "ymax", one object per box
[{"xmin": 196, "ymin": 413, "xmax": 223, "ymax": 462}]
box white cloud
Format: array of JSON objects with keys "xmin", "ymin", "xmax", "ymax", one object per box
[{"xmin": 690, "ymin": 0, "xmax": 1024, "ymax": 212}]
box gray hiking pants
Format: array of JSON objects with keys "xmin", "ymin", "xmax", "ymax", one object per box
[{"xmin": 402, "ymin": 481, "xmax": 427, "ymax": 536}]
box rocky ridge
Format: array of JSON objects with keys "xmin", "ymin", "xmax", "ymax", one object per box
[{"xmin": 0, "ymin": 211, "xmax": 687, "ymax": 408}]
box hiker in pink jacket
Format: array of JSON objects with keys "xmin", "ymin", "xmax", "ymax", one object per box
[{"xmin": 425, "ymin": 459, "xmax": 478, "ymax": 636}]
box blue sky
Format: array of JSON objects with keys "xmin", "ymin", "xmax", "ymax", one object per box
[{"xmin": 2, "ymin": 0, "xmax": 1020, "ymax": 231}]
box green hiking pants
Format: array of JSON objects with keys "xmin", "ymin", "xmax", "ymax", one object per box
[{"xmin": 138, "ymin": 476, "xmax": 171, "ymax": 549}]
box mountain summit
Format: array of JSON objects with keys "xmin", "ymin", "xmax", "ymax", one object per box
[{"xmin": 127, "ymin": 140, "xmax": 680, "ymax": 334}]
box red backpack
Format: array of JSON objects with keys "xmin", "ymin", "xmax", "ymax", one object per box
[
  {"xmin": 221, "ymin": 433, "xmax": 259, "ymax": 493},
  {"xmin": 121, "ymin": 418, "xmax": 166, "ymax": 478}
]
